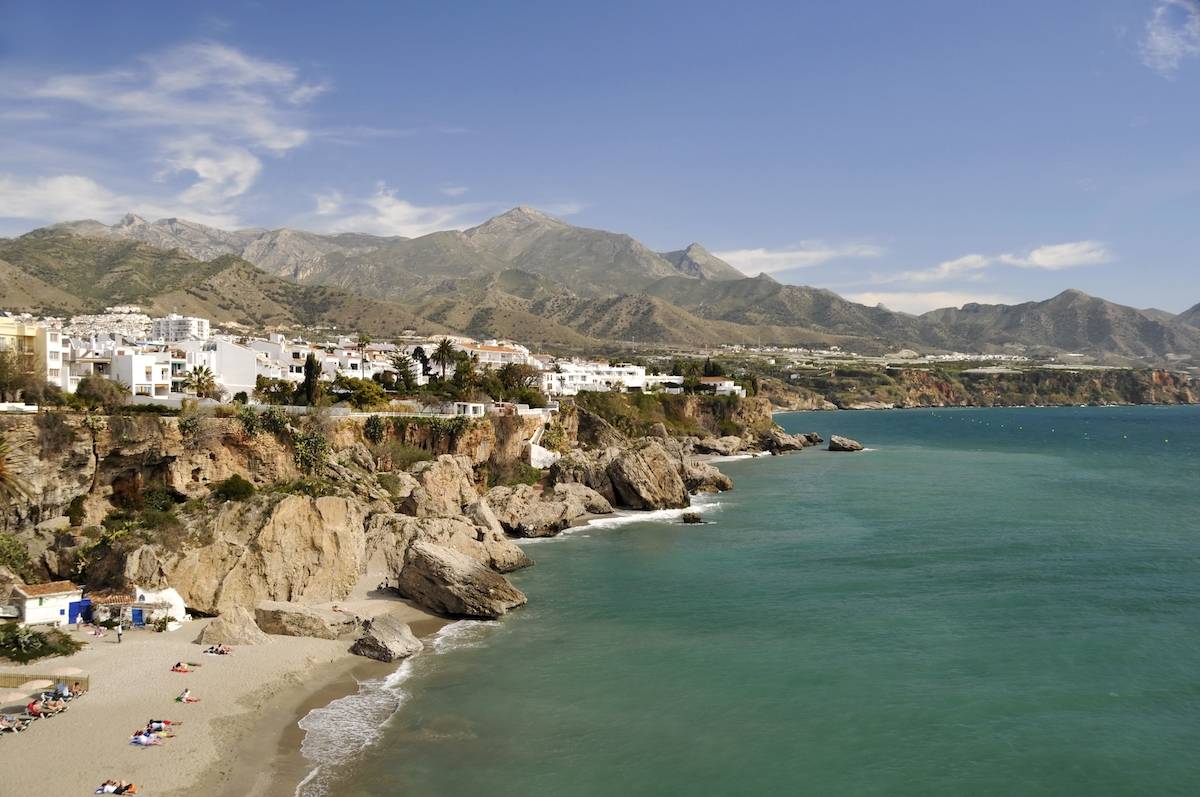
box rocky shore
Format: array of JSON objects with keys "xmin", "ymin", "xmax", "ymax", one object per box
[{"xmin": 0, "ymin": 397, "xmax": 828, "ymax": 794}]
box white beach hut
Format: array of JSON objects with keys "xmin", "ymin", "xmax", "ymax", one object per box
[{"xmin": 13, "ymin": 581, "xmax": 84, "ymax": 627}]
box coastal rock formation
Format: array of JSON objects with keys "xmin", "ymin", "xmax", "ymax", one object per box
[
  {"xmin": 195, "ymin": 607, "xmax": 269, "ymax": 646},
  {"xmin": 682, "ymin": 459, "xmax": 734, "ymax": 493},
  {"xmin": 575, "ymin": 408, "xmax": 628, "ymax": 448},
  {"xmin": 366, "ymin": 512, "xmax": 531, "ymax": 575},
  {"xmin": 167, "ymin": 494, "xmax": 370, "ymax": 615},
  {"xmin": 486, "ymin": 482, "xmax": 613, "ymax": 538},
  {"xmin": 401, "ymin": 455, "xmax": 479, "ymax": 517},
  {"xmin": 350, "ymin": 613, "xmax": 424, "ymax": 662},
  {"xmin": 606, "ymin": 440, "xmax": 689, "ymax": 510},
  {"xmin": 802, "ymin": 432, "xmax": 824, "ymax": 446},
  {"xmin": 759, "ymin": 427, "xmax": 808, "ymax": 453},
  {"xmin": 254, "ymin": 601, "xmax": 355, "ymax": 639},
  {"xmin": 549, "ymin": 449, "xmax": 618, "ymax": 505},
  {"xmin": 828, "ymin": 435, "xmax": 864, "ymax": 452},
  {"xmin": 693, "ymin": 436, "xmax": 745, "ymax": 456},
  {"xmin": 395, "ymin": 541, "xmax": 527, "ymax": 619}
]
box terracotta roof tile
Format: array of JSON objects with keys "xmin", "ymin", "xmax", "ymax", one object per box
[{"xmin": 15, "ymin": 580, "xmax": 80, "ymax": 598}]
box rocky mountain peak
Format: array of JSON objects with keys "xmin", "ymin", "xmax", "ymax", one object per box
[{"xmin": 118, "ymin": 212, "xmax": 147, "ymax": 227}]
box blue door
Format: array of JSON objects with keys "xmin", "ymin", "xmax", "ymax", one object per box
[
  {"xmin": 131, "ymin": 608, "xmax": 145, "ymax": 627},
  {"xmin": 68, "ymin": 599, "xmax": 91, "ymax": 624}
]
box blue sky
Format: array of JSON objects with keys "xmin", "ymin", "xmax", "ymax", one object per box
[{"xmin": 1, "ymin": 1, "xmax": 1198, "ymax": 312}]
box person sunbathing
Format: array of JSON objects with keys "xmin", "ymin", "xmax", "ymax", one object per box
[
  {"xmin": 72, "ymin": 681, "xmax": 87, "ymax": 697},
  {"xmin": 27, "ymin": 699, "xmax": 63, "ymax": 717},
  {"xmin": 96, "ymin": 779, "xmax": 134, "ymax": 794},
  {"xmin": 146, "ymin": 719, "xmax": 181, "ymax": 731},
  {"xmin": 170, "ymin": 662, "xmax": 191, "ymax": 673},
  {"xmin": 129, "ymin": 730, "xmax": 162, "ymax": 746},
  {"xmin": 0, "ymin": 715, "xmax": 29, "ymax": 732},
  {"xmin": 42, "ymin": 695, "xmax": 69, "ymax": 712},
  {"xmin": 176, "ymin": 688, "xmax": 200, "ymax": 703}
]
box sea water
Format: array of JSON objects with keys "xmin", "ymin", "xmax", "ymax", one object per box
[{"xmin": 300, "ymin": 406, "xmax": 1200, "ymax": 796}]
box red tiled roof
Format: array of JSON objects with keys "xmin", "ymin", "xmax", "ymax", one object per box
[
  {"xmin": 15, "ymin": 580, "xmax": 80, "ymax": 598},
  {"xmin": 699, "ymin": 376, "xmax": 733, "ymax": 383}
]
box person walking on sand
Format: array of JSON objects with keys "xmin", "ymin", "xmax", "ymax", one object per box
[{"xmin": 116, "ymin": 622, "xmax": 123, "ymax": 644}]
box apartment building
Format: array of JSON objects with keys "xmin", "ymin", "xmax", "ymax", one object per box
[{"xmin": 150, "ymin": 313, "xmax": 211, "ymax": 342}]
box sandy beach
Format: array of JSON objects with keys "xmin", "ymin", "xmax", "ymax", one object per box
[{"xmin": 0, "ymin": 585, "xmax": 443, "ymax": 797}]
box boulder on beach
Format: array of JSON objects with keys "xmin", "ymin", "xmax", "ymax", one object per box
[
  {"xmin": 693, "ymin": 436, "xmax": 744, "ymax": 456},
  {"xmin": 759, "ymin": 427, "xmax": 806, "ymax": 453},
  {"xmin": 395, "ymin": 541, "xmax": 527, "ymax": 619},
  {"xmin": 194, "ymin": 606, "xmax": 269, "ymax": 646},
  {"xmin": 350, "ymin": 613, "xmax": 424, "ymax": 662},
  {"xmin": 828, "ymin": 435, "xmax": 864, "ymax": 452},
  {"xmin": 606, "ymin": 440, "xmax": 689, "ymax": 510},
  {"xmin": 254, "ymin": 601, "xmax": 355, "ymax": 640},
  {"xmin": 681, "ymin": 459, "xmax": 733, "ymax": 493}
]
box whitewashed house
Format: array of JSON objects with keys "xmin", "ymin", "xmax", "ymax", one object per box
[{"xmin": 13, "ymin": 581, "xmax": 84, "ymax": 627}]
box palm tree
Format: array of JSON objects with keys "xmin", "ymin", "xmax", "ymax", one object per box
[
  {"xmin": 431, "ymin": 338, "xmax": 457, "ymax": 381},
  {"xmin": 0, "ymin": 438, "xmax": 31, "ymax": 529},
  {"xmin": 356, "ymin": 333, "xmax": 372, "ymax": 376},
  {"xmin": 183, "ymin": 365, "xmax": 218, "ymax": 399}
]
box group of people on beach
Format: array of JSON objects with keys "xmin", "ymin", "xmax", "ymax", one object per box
[
  {"xmin": 129, "ymin": 717, "xmax": 182, "ymax": 746},
  {"xmin": 2, "ymin": 681, "xmax": 87, "ymax": 733}
]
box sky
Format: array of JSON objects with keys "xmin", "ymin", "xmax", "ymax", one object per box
[{"xmin": 0, "ymin": 0, "xmax": 1198, "ymax": 313}]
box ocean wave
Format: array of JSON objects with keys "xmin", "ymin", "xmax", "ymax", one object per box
[{"xmin": 294, "ymin": 620, "xmax": 489, "ymax": 796}]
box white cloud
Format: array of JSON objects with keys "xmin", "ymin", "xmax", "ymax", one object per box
[
  {"xmin": 999, "ymin": 240, "xmax": 1113, "ymax": 269},
  {"xmin": 844, "ymin": 291, "xmax": 1021, "ymax": 315},
  {"xmin": 875, "ymin": 241, "xmax": 1113, "ymax": 285},
  {"xmin": 0, "ymin": 172, "xmax": 238, "ymax": 227},
  {"xmin": 0, "ymin": 42, "xmax": 323, "ymax": 227},
  {"xmin": 1140, "ymin": 0, "xmax": 1200, "ymax": 77},
  {"xmin": 714, "ymin": 242, "xmax": 884, "ymax": 275},
  {"xmin": 440, "ymin": 185, "xmax": 470, "ymax": 197},
  {"xmin": 875, "ymin": 253, "xmax": 992, "ymax": 284},
  {"xmin": 313, "ymin": 184, "xmax": 485, "ymax": 237}
]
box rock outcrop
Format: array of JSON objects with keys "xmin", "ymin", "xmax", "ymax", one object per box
[
  {"xmin": 606, "ymin": 440, "xmax": 689, "ymax": 510},
  {"xmin": 682, "ymin": 459, "xmax": 734, "ymax": 493},
  {"xmin": 367, "ymin": 512, "xmax": 531, "ymax": 575},
  {"xmin": 693, "ymin": 436, "xmax": 745, "ymax": 456},
  {"xmin": 395, "ymin": 541, "xmax": 527, "ymax": 619},
  {"xmin": 167, "ymin": 495, "xmax": 370, "ymax": 615},
  {"xmin": 485, "ymin": 482, "xmax": 613, "ymax": 538},
  {"xmin": 350, "ymin": 613, "xmax": 424, "ymax": 662},
  {"xmin": 828, "ymin": 435, "xmax": 864, "ymax": 452},
  {"xmin": 401, "ymin": 455, "xmax": 479, "ymax": 517},
  {"xmin": 759, "ymin": 427, "xmax": 807, "ymax": 453},
  {"xmin": 254, "ymin": 601, "xmax": 355, "ymax": 639},
  {"xmin": 194, "ymin": 606, "xmax": 269, "ymax": 646}
]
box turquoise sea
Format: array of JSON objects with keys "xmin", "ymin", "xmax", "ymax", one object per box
[{"xmin": 299, "ymin": 406, "xmax": 1200, "ymax": 796}]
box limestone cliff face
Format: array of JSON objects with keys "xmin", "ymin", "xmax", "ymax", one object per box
[
  {"xmin": 0, "ymin": 413, "xmax": 299, "ymax": 532},
  {"xmin": 165, "ymin": 494, "xmax": 369, "ymax": 614}
]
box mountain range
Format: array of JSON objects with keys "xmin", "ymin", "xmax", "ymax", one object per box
[{"xmin": 0, "ymin": 208, "xmax": 1195, "ymax": 365}]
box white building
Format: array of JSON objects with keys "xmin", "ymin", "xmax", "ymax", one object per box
[
  {"xmin": 110, "ymin": 346, "xmax": 171, "ymax": 399},
  {"xmin": 173, "ymin": 338, "xmax": 259, "ymax": 398},
  {"xmin": 14, "ymin": 581, "xmax": 83, "ymax": 627},
  {"xmin": 699, "ymin": 376, "xmax": 746, "ymax": 397},
  {"xmin": 62, "ymin": 306, "xmax": 152, "ymax": 341},
  {"xmin": 457, "ymin": 340, "xmax": 532, "ymax": 368},
  {"xmin": 150, "ymin": 313, "xmax": 211, "ymax": 342},
  {"xmin": 541, "ymin": 361, "xmax": 648, "ymax": 396}
]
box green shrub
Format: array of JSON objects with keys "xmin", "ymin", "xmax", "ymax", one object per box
[
  {"xmin": 237, "ymin": 404, "xmax": 260, "ymax": 437},
  {"xmin": 178, "ymin": 414, "xmax": 200, "ymax": 439},
  {"xmin": 260, "ymin": 406, "xmax": 289, "ymax": 436},
  {"xmin": 0, "ymin": 532, "xmax": 33, "ymax": 581},
  {"xmin": 139, "ymin": 508, "xmax": 181, "ymax": 530},
  {"xmin": 293, "ymin": 427, "xmax": 330, "ymax": 473},
  {"xmin": 142, "ymin": 487, "xmax": 178, "ymax": 512},
  {"xmin": 66, "ymin": 495, "xmax": 87, "ymax": 527},
  {"xmin": 232, "ymin": 391, "xmax": 249, "ymax": 404},
  {"xmin": 364, "ymin": 414, "xmax": 386, "ymax": 444},
  {"xmin": 211, "ymin": 474, "xmax": 255, "ymax": 502},
  {"xmin": 374, "ymin": 440, "xmax": 432, "ymax": 471},
  {"xmin": 0, "ymin": 624, "xmax": 83, "ymax": 663}
]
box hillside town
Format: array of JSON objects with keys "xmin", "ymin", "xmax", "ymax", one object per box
[{"xmin": 0, "ymin": 307, "xmax": 753, "ymax": 414}]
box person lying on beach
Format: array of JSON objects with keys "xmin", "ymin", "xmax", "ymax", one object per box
[
  {"xmin": 27, "ymin": 699, "xmax": 64, "ymax": 717},
  {"xmin": 0, "ymin": 715, "xmax": 30, "ymax": 732},
  {"xmin": 202, "ymin": 644, "xmax": 232, "ymax": 655},
  {"xmin": 146, "ymin": 719, "xmax": 181, "ymax": 731},
  {"xmin": 96, "ymin": 779, "xmax": 138, "ymax": 794},
  {"xmin": 129, "ymin": 730, "xmax": 162, "ymax": 746},
  {"xmin": 176, "ymin": 688, "xmax": 200, "ymax": 703},
  {"xmin": 72, "ymin": 680, "xmax": 87, "ymax": 697},
  {"xmin": 170, "ymin": 661, "xmax": 201, "ymax": 672}
]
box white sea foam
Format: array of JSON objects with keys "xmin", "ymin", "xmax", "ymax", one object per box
[{"xmin": 294, "ymin": 620, "xmax": 490, "ymax": 796}]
